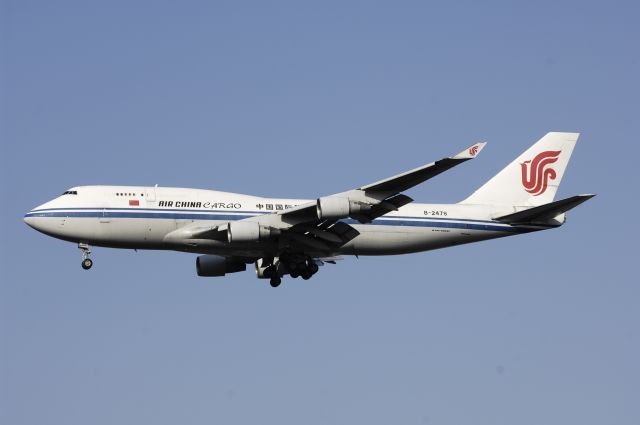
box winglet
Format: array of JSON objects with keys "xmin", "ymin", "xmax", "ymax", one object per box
[{"xmin": 452, "ymin": 142, "xmax": 487, "ymax": 160}]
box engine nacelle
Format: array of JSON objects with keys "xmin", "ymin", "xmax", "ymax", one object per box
[
  {"xmin": 316, "ymin": 196, "xmax": 365, "ymax": 220},
  {"xmin": 227, "ymin": 221, "xmax": 278, "ymax": 243},
  {"xmin": 196, "ymin": 255, "xmax": 247, "ymax": 277}
]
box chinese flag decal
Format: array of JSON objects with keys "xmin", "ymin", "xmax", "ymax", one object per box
[{"xmin": 129, "ymin": 199, "xmax": 140, "ymax": 206}]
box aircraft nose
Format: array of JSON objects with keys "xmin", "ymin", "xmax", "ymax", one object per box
[
  {"xmin": 24, "ymin": 209, "xmax": 42, "ymax": 231},
  {"xmin": 24, "ymin": 201, "xmax": 52, "ymax": 232}
]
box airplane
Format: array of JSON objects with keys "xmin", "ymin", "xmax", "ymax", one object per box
[{"xmin": 24, "ymin": 132, "xmax": 594, "ymax": 287}]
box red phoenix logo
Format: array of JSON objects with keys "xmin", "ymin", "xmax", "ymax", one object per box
[
  {"xmin": 520, "ymin": 150, "xmax": 561, "ymax": 196},
  {"xmin": 469, "ymin": 145, "xmax": 479, "ymax": 156}
]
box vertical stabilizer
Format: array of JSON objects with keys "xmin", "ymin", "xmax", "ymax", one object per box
[{"xmin": 461, "ymin": 132, "xmax": 579, "ymax": 207}]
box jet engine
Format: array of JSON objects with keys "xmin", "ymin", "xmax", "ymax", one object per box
[
  {"xmin": 226, "ymin": 221, "xmax": 279, "ymax": 243},
  {"xmin": 196, "ymin": 255, "xmax": 247, "ymax": 277},
  {"xmin": 316, "ymin": 196, "xmax": 367, "ymax": 220}
]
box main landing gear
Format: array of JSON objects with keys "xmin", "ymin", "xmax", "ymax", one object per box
[
  {"xmin": 79, "ymin": 243, "xmax": 93, "ymax": 270},
  {"xmin": 260, "ymin": 264, "xmax": 282, "ymax": 287},
  {"xmin": 261, "ymin": 255, "xmax": 320, "ymax": 288},
  {"xmin": 288, "ymin": 260, "xmax": 319, "ymax": 280}
]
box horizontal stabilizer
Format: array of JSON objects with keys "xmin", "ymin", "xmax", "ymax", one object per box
[{"xmin": 496, "ymin": 194, "xmax": 595, "ymax": 224}]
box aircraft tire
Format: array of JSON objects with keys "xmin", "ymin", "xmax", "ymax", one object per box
[
  {"xmin": 270, "ymin": 277, "xmax": 281, "ymax": 288},
  {"xmin": 81, "ymin": 258, "xmax": 93, "ymax": 270}
]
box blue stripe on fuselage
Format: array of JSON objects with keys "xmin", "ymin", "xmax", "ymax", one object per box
[
  {"xmin": 25, "ymin": 206, "xmax": 503, "ymax": 224},
  {"xmin": 24, "ymin": 207, "xmax": 528, "ymax": 233}
]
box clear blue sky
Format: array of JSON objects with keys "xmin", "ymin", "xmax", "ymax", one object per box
[{"xmin": 2, "ymin": 1, "xmax": 638, "ymax": 424}]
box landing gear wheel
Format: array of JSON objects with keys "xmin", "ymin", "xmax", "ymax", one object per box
[
  {"xmin": 78, "ymin": 243, "xmax": 92, "ymax": 270},
  {"xmin": 290, "ymin": 271, "xmax": 299, "ymax": 279},
  {"xmin": 81, "ymin": 258, "xmax": 93, "ymax": 270},
  {"xmin": 301, "ymin": 271, "xmax": 312, "ymax": 280},
  {"xmin": 270, "ymin": 277, "xmax": 282, "ymax": 288}
]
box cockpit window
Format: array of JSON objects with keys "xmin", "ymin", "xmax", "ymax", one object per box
[{"xmin": 62, "ymin": 190, "xmax": 78, "ymax": 195}]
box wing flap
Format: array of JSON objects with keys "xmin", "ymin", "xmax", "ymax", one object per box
[
  {"xmin": 351, "ymin": 193, "xmax": 414, "ymax": 223},
  {"xmin": 288, "ymin": 232, "xmax": 333, "ymax": 252},
  {"xmin": 279, "ymin": 201, "xmax": 316, "ymax": 223},
  {"xmin": 326, "ymin": 221, "xmax": 360, "ymax": 242},
  {"xmin": 294, "ymin": 224, "xmax": 344, "ymax": 244},
  {"xmin": 287, "ymin": 220, "xmax": 360, "ymax": 253}
]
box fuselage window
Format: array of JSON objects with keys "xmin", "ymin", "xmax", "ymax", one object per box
[{"xmin": 62, "ymin": 191, "xmax": 78, "ymax": 195}]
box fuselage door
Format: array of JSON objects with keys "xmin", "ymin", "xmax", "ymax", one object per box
[
  {"xmin": 100, "ymin": 205, "xmax": 110, "ymax": 223},
  {"xmin": 143, "ymin": 187, "xmax": 157, "ymax": 238},
  {"xmin": 146, "ymin": 187, "xmax": 157, "ymax": 205}
]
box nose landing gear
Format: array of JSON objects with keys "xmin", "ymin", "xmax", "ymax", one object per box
[
  {"xmin": 82, "ymin": 258, "xmax": 93, "ymax": 270},
  {"xmin": 79, "ymin": 243, "xmax": 93, "ymax": 270}
]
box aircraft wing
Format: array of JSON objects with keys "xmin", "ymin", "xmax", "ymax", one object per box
[
  {"xmin": 357, "ymin": 142, "xmax": 487, "ymax": 195},
  {"xmin": 276, "ymin": 141, "xmax": 486, "ymax": 224},
  {"xmin": 233, "ymin": 141, "xmax": 487, "ymax": 254}
]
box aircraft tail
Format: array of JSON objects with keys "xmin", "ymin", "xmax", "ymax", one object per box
[{"xmin": 461, "ymin": 132, "xmax": 579, "ymax": 207}]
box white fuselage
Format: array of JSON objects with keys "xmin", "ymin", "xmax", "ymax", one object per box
[{"xmin": 24, "ymin": 186, "xmax": 540, "ymax": 258}]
